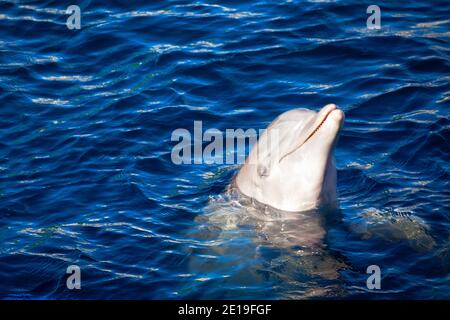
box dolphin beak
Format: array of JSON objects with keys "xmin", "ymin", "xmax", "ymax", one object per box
[
  {"xmin": 279, "ymin": 104, "xmax": 341, "ymax": 163},
  {"xmin": 301, "ymin": 104, "xmax": 339, "ymax": 145}
]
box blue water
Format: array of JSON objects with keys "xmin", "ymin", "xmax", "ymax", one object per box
[{"xmin": 0, "ymin": 0, "xmax": 449, "ymax": 299}]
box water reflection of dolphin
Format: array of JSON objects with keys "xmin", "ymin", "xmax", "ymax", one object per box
[{"xmin": 198, "ymin": 187, "xmax": 348, "ymax": 283}]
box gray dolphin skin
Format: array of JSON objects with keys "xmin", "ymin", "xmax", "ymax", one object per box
[{"xmin": 235, "ymin": 104, "xmax": 345, "ymax": 212}]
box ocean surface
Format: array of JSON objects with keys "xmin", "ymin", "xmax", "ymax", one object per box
[{"xmin": 0, "ymin": 0, "xmax": 449, "ymax": 299}]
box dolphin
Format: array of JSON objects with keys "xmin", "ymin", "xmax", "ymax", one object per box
[{"xmin": 235, "ymin": 104, "xmax": 345, "ymax": 212}]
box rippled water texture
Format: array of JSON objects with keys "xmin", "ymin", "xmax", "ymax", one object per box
[{"xmin": 0, "ymin": 0, "xmax": 449, "ymax": 299}]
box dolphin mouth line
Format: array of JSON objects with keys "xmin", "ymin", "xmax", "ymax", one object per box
[
  {"xmin": 279, "ymin": 106, "xmax": 337, "ymax": 163},
  {"xmin": 302, "ymin": 107, "xmax": 336, "ymax": 146}
]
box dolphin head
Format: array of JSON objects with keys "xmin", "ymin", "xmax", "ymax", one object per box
[{"xmin": 235, "ymin": 104, "xmax": 345, "ymax": 212}]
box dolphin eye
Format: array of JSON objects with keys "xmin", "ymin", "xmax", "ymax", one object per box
[{"xmin": 257, "ymin": 164, "xmax": 269, "ymax": 177}]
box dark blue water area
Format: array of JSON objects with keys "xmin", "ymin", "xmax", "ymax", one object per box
[{"xmin": 0, "ymin": 0, "xmax": 449, "ymax": 299}]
